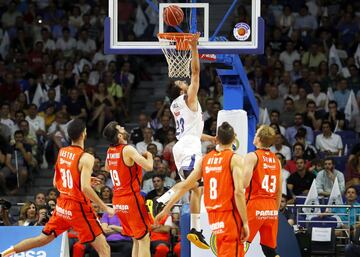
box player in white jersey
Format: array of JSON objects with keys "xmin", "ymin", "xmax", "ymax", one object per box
[{"xmin": 156, "ymin": 33, "xmax": 214, "ymax": 249}]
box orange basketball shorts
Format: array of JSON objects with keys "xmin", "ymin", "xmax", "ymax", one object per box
[
  {"xmin": 247, "ymin": 198, "xmax": 278, "ymax": 249},
  {"xmin": 43, "ymin": 197, "xmax": 103, "ymax": 244},
  {"xmin": 113, "ymin": 192, "xmax": 153, "ymax": 239},
  {"xmin": 208, "ymin": 210, "xmax": 244, "ymax": 257}
]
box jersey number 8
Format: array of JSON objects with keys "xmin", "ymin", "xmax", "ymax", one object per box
[{"xmin": 209, "ymin": 177, "xmax": 217, "ymax": 200}]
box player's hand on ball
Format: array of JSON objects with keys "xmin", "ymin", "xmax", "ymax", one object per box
[
  {"xmin": 106, "ymin": 206, "xmax": 115, "ymax": 217},
  {"xmin": 240, "ymin": 224, "xmax": 249, "ymax": 243}
]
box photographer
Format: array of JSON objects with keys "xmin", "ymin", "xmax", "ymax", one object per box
[
  {"xmin": 35, "ymin": 206, "xmax": 50, "ymax": 226},
  {"xmin": 0, "ymin": 199, "xmax": 12, "ymax": 226}
]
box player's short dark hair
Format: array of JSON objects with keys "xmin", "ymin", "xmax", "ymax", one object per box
[
  {"xmin": 217, "ymin": 122, "xmax": 235, "ymax": 145},
  {"xmin": 169, "ymin": 81, "xmax": 182, "ymax": 101},
  {"xmin": 67, "ymin": 119, "xmax": 86, "ymax": 141},
  {"xmin": 103, "ymin": 121, "xmax": 119, "ymax": 144}
]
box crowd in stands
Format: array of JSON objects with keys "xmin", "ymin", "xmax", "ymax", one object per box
[{"xmin": 0, "ymin": 0, "xmax": 359, "ymax": 256}]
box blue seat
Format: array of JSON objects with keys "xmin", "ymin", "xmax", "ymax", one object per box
[
  {"xmin": 332, "ymin": 156, "xmax": 347, "ymax": 173},
  {"xmin": 335, "ymin": 130, "xmax": 359, "ymax": 155},
  {"xmin": 309, "ymin": 216, "xmax": 338, "ymax": 228}
]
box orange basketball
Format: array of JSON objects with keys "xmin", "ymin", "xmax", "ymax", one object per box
[
  {"xmin": 164, "ymin": 5, "xmax": 184, "ymax": 27},
  {"xmin": 238, "ymin": 28, "xmax": 246, "ymax": 36}
]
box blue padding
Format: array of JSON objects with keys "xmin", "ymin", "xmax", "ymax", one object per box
[
  {"xmin": 277, "ymin": 213, "xmax": 302, "ymax": 257},
  {"xmin": 180, "ymin": 204, "xmax": 190, "ymax": 257}
]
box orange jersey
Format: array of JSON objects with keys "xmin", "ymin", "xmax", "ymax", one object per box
[
  {"xmin": 202, "ymin": 149, "xmax": 235, "ymax": 212},
  {"xmin": 55, "ymin": 145, "xmax": 89, "ymax": 204},
  {"xmin": 246, "ymin": 149, "xmax": 281, "ymax": 201},
  {"xmin": 106, "ymin": 144, "xmax": 143, "ymax": 197}
]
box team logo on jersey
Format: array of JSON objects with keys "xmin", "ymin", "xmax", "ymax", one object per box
[
  {"xmin": 59, "ymin": 158, "xmax": 71, "ymax": 166},
  {"xmin": 174, "ymin": 111, "xmax": 180, "ymax": 116},
  {"xmin": 233, "ymin": 22, "xmax": 251, "ymax": 41}
]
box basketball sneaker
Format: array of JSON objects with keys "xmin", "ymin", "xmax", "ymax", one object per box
[{"xmin": 187, "ymin": 228, "xmax": 210, "ymax": 249}]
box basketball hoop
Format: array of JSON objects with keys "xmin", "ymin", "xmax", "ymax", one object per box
[{"xmin": 158, "ymin": 33, "xmax": 194, "ymax": 78}]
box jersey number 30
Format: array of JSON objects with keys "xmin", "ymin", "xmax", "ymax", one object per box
[
  {"xmin": 60, "ymin": 168, "xmax": 73, "ymax": 189},
  {"xmin": 261, "ymin": 175, "xmax": 276, "ymax": 193}
]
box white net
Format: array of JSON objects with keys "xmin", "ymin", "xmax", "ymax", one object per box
[{"xmin": 158, "ymin": 34, "xmax": 193, "ymax": 78}]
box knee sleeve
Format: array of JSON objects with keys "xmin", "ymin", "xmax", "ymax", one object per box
[
  {"xmin": 261, "ymin": 244, "xmax": 277, "ymax": 257},
  {"xmin": 154, "ymin": 244, "xmax": 169, "ymax": 257}
]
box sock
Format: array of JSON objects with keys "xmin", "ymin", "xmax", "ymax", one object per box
[
  {"xmin": 156, "ymin": 189, "xmax": 175, "ymax": 204},
  {"xmin": 1, "ymin": 246, "xmax": 15, "ymax": 257},
  {"xmin": 191, "ymin": 213, "xmax": 201, "ymax": 231}
]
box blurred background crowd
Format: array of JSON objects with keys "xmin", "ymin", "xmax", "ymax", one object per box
[{"xmin": 0, "ymin": 0, "xmax": 359, "ymax": 256}]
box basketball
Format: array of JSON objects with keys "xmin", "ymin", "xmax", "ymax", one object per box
[{"xmin": 164, "ymin": 5, "xmax": 184, "ymax": 27}]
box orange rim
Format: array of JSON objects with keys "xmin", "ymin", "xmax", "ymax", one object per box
[{"xmin": 158, "ymin": 32, "xmax": 194, "ymax": 51}]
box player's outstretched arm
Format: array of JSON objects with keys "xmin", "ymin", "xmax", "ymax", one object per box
[
  {"xmin": 123, "ymin": 145, "xmax": 153, "ymax": 171},
  {"xmin": 243, "ymin": 152, "xmax": 258, "ymax": 188},
  {"xmin": 232, "ymin": 154, "xmax": 249, "ymax": 243},
  {"xmin": 155, "ymin": 160, "xmax": 202, "ymax": 223},
  {"xmin": 80, "ymin": 153, "xmax": 114, "ymax": 216},
  {"xmin": 187, "ymin": 32, "xmax": 201, "ymax": 110},
  {"xmin": 201, "ymin": 133, "xmax": 216, "ymax": 144}
]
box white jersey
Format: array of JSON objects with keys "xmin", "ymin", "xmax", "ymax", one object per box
[{"xmin": 170, "ymin": 95, "xmax": 203, "ymax": 140}]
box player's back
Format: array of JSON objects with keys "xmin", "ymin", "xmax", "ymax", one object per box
[
  {"xmin": 202, "ymin": 149, "xmax": 235, "ymax": 212},
  {"xmin": 55, "ymin": 145, "xmax": 89, "ymax": 204},
  {"xmin": 106, "ymin": 144, "xmax": 142, "ymax": 197},
  {"xmin": 170, "ymin": 95, "xmax": 203, "ymax": 140},
  {"xmin": 246, "ymin": 149, "xmax": 281, "ymax": 201}
]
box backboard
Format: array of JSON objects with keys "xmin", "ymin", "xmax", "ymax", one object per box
[{"xmin": 104, "ymin": 0, "xmax": 264, "ymax": 55}]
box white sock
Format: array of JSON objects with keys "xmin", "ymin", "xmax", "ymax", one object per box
[
  {"xmin": 1, "ymin": 246, "xmax": 15, "ymax": 257},
  {"xmin": 157, "ymin": 189, "xmax": 175, "ymax": 204},
  {"xmin": 191, "ymin": 213, "xmax": 201, "ymax": 231}
]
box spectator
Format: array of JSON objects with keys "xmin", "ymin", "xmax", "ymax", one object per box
[
  {"xmin": 294, "ymin": 6, "xmax": 318, "ymax": 37},
  {"xmin": 143, "ymin": 164, "xmax": 175, "ymax": 194},
  {"xmin": 270, "ymin": 133, "xmax": 291, "ymax": 160},
  {"xmin": 280, "ymin": 97, "xmax": 296, "ymax": 128},
  {"xmin": 46, "ymin": 188, "xmax": 58, "ymax": 201},
  {"xmin": 130, "ymin": 113, "xmax": 149, "ymax": 145},
  {"xmin": 99, "ymin": 186, "xmax": 113, "ymax": 204},
  {"xmin": 0, "ymin": 198, "xmax": 12, "ymax": 225},
  {"xmin": 287, "ymin": 157, "xmax": 316, "ymax": 201},
  {"xmin": 136, "ymin": 128, "xmax": 163, "ymax": 156},
  {"xmin": 285, "ymin": 113, "xmax": 314, "ymax": 145},
  {"xmin": 146, "ymin": 175, "xmax": 169, "ymax": 201},
  {"xmin": 76, "ymin": 29, "xmax": 96, "ymax": 58},
  {"xmin": 332, "ymin": 186, "xmax": 360, "ymax": 229},
  {"xmin": 0, "ymin": 103, "xmax": 15, "ymax": 134},
  {"xmin": 334, "ymin": 78, "xmax": 351, "ymax": 111},
  {"xmin": 285, "ymin": 143, "xmax": 312, "ymax": 174},
  {"xmin": 275, "ymin": 153, "xmax": 290, "ymax": 196},
  {"xmin": 301, "ymin": 43, "xmax": 326, "ymax": 69},
  {"xmin": 315, "ymin": 121, "xmax": 343, "ymax": 156},
  {"xmin": 204, "ymin": 101, "xmax": 220, "ymax": 134},
  {"xmin": 279, "ymin": 41, "xmax": 300, "ymax": 72},
  {"xmin": 294, "ymin": 128, "xmax": 317, "ymax": 161},
  {"xmin": 294, "ymin": 87, "xmax": 308, "ymax": 113},
  {"xmin": 346, "ymin": 152, "xmax": 360, "ymax": 188},
  {"xmin": 277, "ymin": 5, "xmax": 296, "ymax": 37},
  {"xmin": 38, "ymin": 88, "xmax": 62, "ymax": 113},
  {"xmin": 316, "ymin": 158, "xmax": 345, "ymax": 196},
  {"xmin": 55, "ymin": 27, "xmax": 77, "ymax": 58},
  {"xmin": 162, "ymin": 128, "xmax": 177, "ymax": 176},
  {"xmin": 283, "ymin": 83, "xmax": 300, "ymax": 102},
  {"xmin": 279, "ymin": 194, "xmax": 295, "ymax": 225},
  {"xmin": 95, "ymin": 212, "xmax": 132, "ymax": 257},
  {"xmin": 17, "ymin": 201, "xmax": 38, "ymax": 226},
  {"xmin": 34, "ymin": 192, "xmax": 46, "ymax": 207},
  {"xmin": 323, "ymin": 100, "xmax": 345, "ymax": 131},
  {"xmin": 307, "ymin": 81, "xmax": 327, "ymax": 110},
  {"xmin": 89, "ymin": 82, "xmax": 116, "ymax": 135},
  {"xmin": 262, "ymin": 85, "xmax": 283, "ymax": 113},
  {"xmin": 26, "ymin": 104, "xmax": 46, "ymax": 140},
  {"xmin": 269, "ymin": 110, "xmax": 286, "ymax": 135},
  {"xmin": 302, "ymin": 100, "xmax": 322, "ymax": 131},
  {"xmin": 0, "ymin": 73, "xmax": 21, "ymax": 103},
  {"xmin": 35, "ymin": 206, "xmax": 50, "ymax": 226},
  {"xmin": 154, "ymin": 115, "xmax": 172, "ymax": 145},
  {"xmin": 63, "ymin": 88, "xmax": 87, "ymax": 120}
]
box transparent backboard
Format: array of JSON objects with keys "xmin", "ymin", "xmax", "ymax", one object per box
[{"xmin": 104, "ymin": 0, "xmax": 264, "ymax": 55}]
